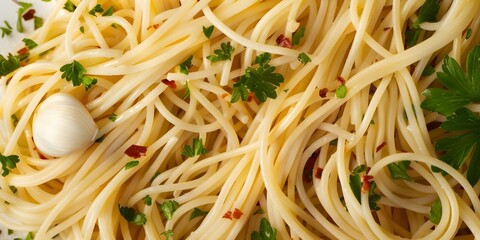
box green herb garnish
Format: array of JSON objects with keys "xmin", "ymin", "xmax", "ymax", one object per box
[
  {"xmin": 387, "ymin": 161, "xmax": 413, "ymax": 181},
  {"xmin": 179, "ymin": 55, "xmax": 193, "ymax": 75},
  {"xmin": 16, "ymin": 2, "xmax": 32, "ymax": 33},
  {"xmin": 88, "ymin": 4, "xmax": 104, "ymax": 16},
  {"xmin": 182, "ymin": 138, "xmax": 207, "ymax": 157},
  {"xmin": 206, "ymin": 42, "xmax": 234, "ymax": 62},
  {"xmin": 22, "ymin": 38, "xmax": 37, "ymax": 50},
  {"xmin": 143, "ymin": 195, "xmax": 152, "ymax": 206},
  {"xmin": 0, "ymin": 153, "xmax": 20, "ymax": 177},
  {"xmin": 231, "ymin": 52, "xmax": 284, "ymax": 103},
  {"xmin": 63, "ymin": 0, "xmax": 77, "ymax": 12},
  {"xmin": 102, "ymin": 6, "xmax": 114, "ymax": 16},
  {"xmin": 161, "ymin": 230, "xmax": 174, "ymax": 240},
  {"xmin": 297, "ymin": 52, "xmax": 311, "ymax": 65},
  {"xmin": 160, "ymin": 200, "xmax": 179, "ymax": 220},
  {"xmin": 251, "ymin": 217, "xmax": 277, "ymax": 240},
  {"xmin": 429, "ymin": 199, "xmax": 442, "ymax": 224},
  {"xmin": 349, "ymin": 164, "xmax": 381, "ymax": 211},
  {"xmin": 60, "ymin": 60, "xmax": 97, "ymax": 90},
  {"xmin": 202, "ymin": 25, "xmax": 214, "ymax": 39},
  {"xmin": 335, "ymin": 84, "xmax": 347, "ymax": 98},
  {"xmin": 34, "ymin": 17, "xmax": 44, "ymax": 30},
  {"xmin": 124, "ymin": 161, "xmax": 139, "ymax": 170},
  {"xmin": 292, "ymin": 26, "xmax": 305, "ymax": 46},
  {"xmin": 1, "ymin": 21, "xmax": 12, "ymax": 38},
  {"xmin": 118, "ymin": 205, "xmax": 147, "ymax": 225},
  {"xmin": 190, "ymin": 207, "xmax": 208, "ymax": 220}
]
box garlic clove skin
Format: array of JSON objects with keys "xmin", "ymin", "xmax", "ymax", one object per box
[{"xmin": 32, "ymin": 93, "xmax": 98, "ymax": 158}]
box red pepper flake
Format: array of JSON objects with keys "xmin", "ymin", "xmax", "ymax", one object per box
[
  {"xmin": 276, "ymin": 35, "xmax": 292, "ymax": 49},
  {"xmin": 221, "ymin": 93, "xmax": 229, "ymax": 98},
  {"xmin": 383, "ymin": 27, "xmax": 391, "ymax": 31},
  {"xmin": 336, "ymin": 76, "xmax": 345, "ymax": 86},
  {"xmin": 232, "ymin": 208, "xmax": 243, "ymax": 219},
  {"xmin": 17, "ymin": 47, "xmax": 28, "ymax": 55},
  {"xmin": 124, "ymin": 144, "xmax": 147, "ymax": 159},
  {"xmin": 161, "ymin": 79, "xmax": 177, "ymax": 89},
  {"xmin": 361, "ymin": 175, "xmax": 374, "ymax": 193},
  {"xmin": 314, "ymin": 167, "xmax": 323, "ymax": 179},
  {"xmin": 152, "ymin": 24, "xmax": 159, "ymax": 29},
  {"xmin": 222, "ymin": 211, "xmax": 232, "ymax": 220},
  {"xmin": 247, "ymin": 92, "xmax": 255, "ymax": 102},
  {"xmin": 319, "ymin": 88, "xmax": 328, "ymax": 98},
  {"xmin": 20, "ymin": 61, "xmax": 28, "ymax": 67},
  {"xmin": 376, "ymin": 141, "xmax": 386, "ymax": 153},
  {"xmin": 22, "ymin": 9, "xmax": 36, "ymax": 21}
]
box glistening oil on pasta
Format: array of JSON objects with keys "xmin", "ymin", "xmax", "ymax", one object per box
[{"xmin": 0, "ymin": 0, "xmax": 479, "ymax": 239}]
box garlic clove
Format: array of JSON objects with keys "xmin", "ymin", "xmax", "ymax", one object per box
[{"xmin": 32, "ymin": 93, "xmax": 98, "ymax": 158}]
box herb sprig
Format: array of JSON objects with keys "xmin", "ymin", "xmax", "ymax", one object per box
[
  {"xmin": 182, "ymin": 138, "xmax": 207, "ymax": 158},
  {"xmin": 0, "ymin": 154, "xmax": 20, "ymax": 177},
  {"xmin": 231, "ymin": 52, "xmax": 284, "ymax": 103},
  {"xmin": 405, "ymin": 0, "xmax": 440, "ymax": 47},
  {"xmin": 251, "ymin": 217, "xmax": 277, "ymax": 240},
  {"xmin": 349, "ymin": 164, "xmax": 381, "ymax": 211},
  {"xmin": 421, "ymin": 45, "xmax": 480, "ymax": 186},
  {"xmin": 206, "ymin": 42, "xmax": 234, "ymax": 63},
  {"xmin": 118, "ymin": 205, "xmax": 147, "ymax": 225},
  {"xmin": 60, "ymin": 60, "xmax": 97, "ymax": 90}
]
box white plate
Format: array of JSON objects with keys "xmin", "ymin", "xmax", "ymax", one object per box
[{"xmin": 0, "ymin": 0, "xmax": 54, "ymax": 55}]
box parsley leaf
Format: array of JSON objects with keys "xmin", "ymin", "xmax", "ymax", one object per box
[
  {"xmin": 182, "ymin": 138, "xmax": 207, "ymax": 157},
  {"xmin": 88, "ymin": 4, "xmax": 104, "ymax": 16},
  {"xmin": 79, "ymin": 26, "xmax": 84, "ymax": 33},
  {"xmin": 16, "ymin": 2, "xmax": 32, "ymax": 33},
  {"xmin": 143, "ymin": 195, "xmax": 152, "ymax": 206},
  {"xmin": 349, "ymin": 165, "xmax": 381, "ymax": 211},
  {"xmin": 292, "ymin": 26, "xmax": 305, "ymax": 46},
  {"xmin": 0, "ymin": 54, "xmax": 21, "ymax": 77},
  {"xmin": 0, "ymin": 153, "xmax": 20, "ymax": 177},
  {"xmin": 1, "ymin": 21, "xmax": 12, "ymax": 38},
  {"xmin": 387, "ymin": 161, "xmax": 413, "ymax": 181},
  {"xmin": 202, "ymin": 25, "xmax": 214, "ymax": 39},
  {"xmin": 160, "ymin": 200, "xmax": 179, "ymax": 220},
  {"xmin": 335, "ymin": 84, "xmax": 347, "ymax": 98},
  {"xmin": 297, "ymin": 52, "xmax": 311, "ymax": 65},
  {"xmin": 421, "ymin": 45, "xmax": 480, "ymax": 116},
  {"xmin": 34, "ymin": 17, "xmax": 44, "ymax": 30},
  {"xmin": 124, "ymin": 160, "xmax": 139, "ymax": 170},
  {"xmin": 22, "ymin": 38, "xmax": 37, "ymax": 50},
  {"xmin": 429, "ymin": 199, "xmax": 442, "ymax": 224},
  {"xmin": 251, "ymin": 217, "xmax": 277, "ymax": 240},
  {"xmin": 190, "ymin": 207, "xmax": 208, "ymax": 220},
  {"xmin": 118, "ymin": 205, "xmax": 147, "ymax": 225},
  {"xmin": 59, "ymin": 60, "xmax": 97, "ymax": 91},
  {"xmin": 102, "ymin": 6, "xmax": 114, "ymax": 16},
  {"xmin": 405, "ymin": 0, "xmax": 440, "ymax": 47},
  {"xmin": 430, "ymin": 108, "xmax": 480, "ymax": 185},
  {"xmin": 422, "ymin": 64, "xmax": 435, "ymax": 76},
  {"xmin": 108, "ymin": 113, "xmax": 117, "ymax": 122},
  {"xmin": 466, "ymin": 28, "xmax": 473, "ymax": 40},
  {"xmin": 206, "ymin": 42, "xmax": 235, "ymax": 62},
  {"xmin": 179, "ymin": 55, "xmax": 193, "ymax": 75},
  {"xmin": 161, "ymin": 230, "xmax": 174, "ymax": 240},
  {"xmin": 64, "ymin": 0, "xmax": 77, "ymax": 12},
  {"xmin": 231, "ymin": 52, "xmax": 284, "ymax": 103}
]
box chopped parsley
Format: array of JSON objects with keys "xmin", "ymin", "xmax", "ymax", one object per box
[
  {"xmin": 182, "ymin": 138, "xmax": 207, "ymax": 157},
  {"xmin": 102, "ymin": 6, "xmax": 114, "ymax": 16},
  {"xmin": 466, "ymin": 28, "xmax": 472, "ymax": 40},
  {"xmin": 231, "ymin": 52, "xmax": 284, "ymax": 103},
  {"xmin": 335, "ymin": 84, "xmax": 347, "ymax": 98},
  {"xmin": 0, "ymin": 153, "xmax": 20, "ymax": 177},
  {"xmin": 202, "ymin": 25, "xmax": 214, "ymax": 39},
  {"xmin": 297, "ymin": 52, "xmax": 311, "ymax": 65},
  {"xmin": 22, "ymin": 38, "xmax": 38, "ymax": 50},
  {"xmin": 60, "ymin": 60, "xmax": 97, "ymax": 90},
  {"xmin": 179, "ymin": 55, "xmax": 193, "ymax": 75},
  {"xmin": 422, "ymin": 64, "xmax": 435, "ymax": 76},
  {"xmin": 63, "ymin": 0, "xmax": 77, "ymax": 12},
  {"xmin": 292, "ymin": 26, "xmax": 305, "ymax": 46},
  {"xmin": 11, "ymin": 114, "xmax": 19, "ymax": 126},
  {"xmin": 206, "ymin": 42, "xmax": 235, "ymax": 62},
  {"xmin": 1, "ymin": 21, "xmax": 12, "ymax": 38},
  {"xmin": 34, "ymin": 16, "xmax": 43, "ymax": 30},
  {"xmin": 253, "ymin": 207, "xmax": 265, "ymax": 215},
  {"xmin": 349, "ymin": 164, "xmax": 381, "ymax": 211},
  {"xmin": 160, "ymin": 200, "xmax": 179, "ymax": 220},
  {"xmin": 429, "ymin": 199, "xmax": 442, "ymax": 224},
  {"xmin": 9, "ymin": 185, "xmax": 17, "ymax": 193},
  {"xmin": 118, "ymin": 205, "xmax": 147, "ymax": 225},
  {"xmin": 0, "ymin": 54, "xmax": 21, "ymax": 77},
  {"xmin": 405, "ymin": 0, "xmax": 440, "ymax": 47},
  {"xmin": 161, "ymin": 230, "xmax": 174, "ymax": 240},
  {"xmin": 16, "ymin": 2, "xmax": 32, "ymax": 33},
  {"xmin": 190, "ymin": 207, "xmax": 208, "ymax": 220},
  {"xmin": 143, "ymin": 195, "xmax": 152, "ymax": 206},
  {"xmin": 79, "ymin": 26, "xmax": 84, "ymax": 33},
  {"xmin": 387, "ymin": 161, "xmax": 413, "ymax": 182},
  {"xmin": 88, "ymin": 4, "xmax": 104, "ymax": 16},
  {"xmin": 251, "ymin": 217, "xmax": 277, "ymax": 240},
  {"xmin": 124, "ymin": 160, "xmax": 139, "ymax": 170},
  {"xmin": 108, "ymin": 113, "xmax": 117, "ymax": 122}
]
